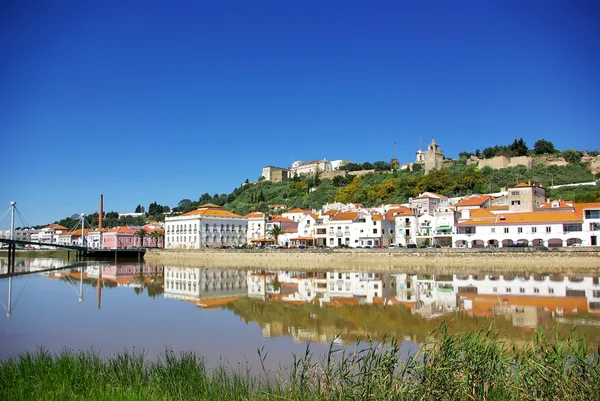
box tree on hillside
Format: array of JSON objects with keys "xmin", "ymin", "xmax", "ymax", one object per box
[
  {"xmin": 533, "ymin": 139, "xmax": 556, "ymax": 154},
  {"xmin": 562, "ymin": 149, "xmax": 582, "ymax": 164},
  {"xmin": 373, "ymin": 161, "xmax": 391, "ymax": 171},
  {"xmin": 339, "ymin": 162, "xmax": 362, "ymax": 171},
  {"xmin": 508, "ymin": 138, "xmax": 528, "ymax": 156},
  {"xmin": 267, "ymin": 224, "xmax": 283, "ymax": 244},
  {"xmin": 135, "ymin": 204, "xmax": 142, "ymax": 213},
  {"xmin": 178, "ymin": 199, "xmax": 192, "ymax": 208}
]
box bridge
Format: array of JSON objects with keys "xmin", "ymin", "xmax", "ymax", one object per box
[{"xmin": 1, "ymin": 202, "xmax": 145, "ymax": 274}]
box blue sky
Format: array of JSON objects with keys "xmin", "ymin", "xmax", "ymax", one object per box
[{"xmin": 1, "ymin": 0, "xmax": 599, "ymax": 226}]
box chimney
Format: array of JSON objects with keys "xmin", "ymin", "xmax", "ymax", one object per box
[{"xmin": 99, "ymin": 194, "xmax": 104, "ymax": 230}]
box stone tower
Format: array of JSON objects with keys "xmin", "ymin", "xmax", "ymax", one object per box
[{"xmin": 424, "ymin": 138, "xmax": 444, "ymax": 174}]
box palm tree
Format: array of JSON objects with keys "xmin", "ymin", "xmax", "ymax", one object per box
[
  {"xmin": 151, "ymin": 230, "xmax": 165, "ymax": 248},
  {"xmin": 135, "ymin": 228, "xmax": 147, "ymax": 248},
  {"xmin": 267, "ymin": 224, "xmax": 283, "ymax": 245}
]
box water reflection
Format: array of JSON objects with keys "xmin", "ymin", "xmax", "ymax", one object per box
[{"xmin": 1, "ymin": 258, "xmax": 599, "ymax": 358}]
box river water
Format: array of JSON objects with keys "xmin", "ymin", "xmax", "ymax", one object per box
[{"xmin": 1, "ymin": 258, "xmax": 599, "ymax": 371}]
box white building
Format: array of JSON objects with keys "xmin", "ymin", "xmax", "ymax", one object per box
[
  {"xmin": 326, "ymin": 211, "xmax": 393, "ymax": 248},
  {"xmin": 453, "ymin": 207, "xmax": 593, "ymax": 248},
  {"xmin": 165, "ymin": 204, "xmax": 247, "ymax": 249},
  {"xmin": 390, "ymin": 207, "xmax": 419, "ymax": 246},
  {"xmin": 409, "ymin": 192, "xmax": 450, "ymax": 215},
  {"xmin": 245, "ymin": 212, "xmax": 268, "ymax": 244},
  {"xmin": 291, "ymin": 159, "xmax": 332, "ymax": 176},
  {"xmin": 30, "ymin": 224, "xmax": 69, "ymax": 244}
]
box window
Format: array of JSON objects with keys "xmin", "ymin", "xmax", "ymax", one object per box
[
  {"xmin": 511, "ymin": 191, "xmax": 520, "ymax": 196},
  {"xmin": 511, "ymin": 200, "xmax": 521, "ymax": 206},
  {"xmin": 493, "ymin": 287, "xmax": 497, "ymax": 293},
  {"xmin": 549, "ymin": 288, "xmax": 554, "ymax": 294},
  {"xmin": 504, "ymin": 228, "xmax": 509, "ymax": 234},
  {"xmin": 518, "ymin": 227, "xmax": 523, "ymax": 234},
  {"xmin": 373, "ymin": 222, "xmax": 376, "ymax": 226},
  {"xmin": 532, "ymin": 227, "xmax": 537, "ymax": 233},
  {"xmin": 373, "ymin": 229, "xmax": 378, "ymax": 234},
  {"xmin": 491, "ymin": 228, "xmax": 495, "ymax": 233},
  {"xmin": 506, "ymin": 287, "xmax": 512, "ymax": 293},
  {"xmin": 520, "ymin": 287, "xmax": 525, "ymax": 293},
  {"xmin": 546, "ymin": 226, "xmax": 551, "ymax": 233},
  {"xmin": 534, "ymin": 288, "xmax": 539, "ymax": 294}
]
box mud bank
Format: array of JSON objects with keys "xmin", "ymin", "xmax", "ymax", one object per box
[{"xmin": 144, "ymin": 248, "xmax": 600, "ymax": 274}]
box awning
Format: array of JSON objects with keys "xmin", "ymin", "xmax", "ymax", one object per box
[
  {"xmin": 436, "ymin": 226, "xmax": 452, "ymax": 230},
  {"xmin": 250, "ymin": 238, "xmax": 274, "ymax": 243}
]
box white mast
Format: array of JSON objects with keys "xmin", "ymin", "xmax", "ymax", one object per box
[{"xmin": 10, "ymin": 201, "xmax": 15, "ymax": 240}]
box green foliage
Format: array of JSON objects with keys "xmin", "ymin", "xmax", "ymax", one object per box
[
  {"xmin": 547, "ymin": 185, "xmax": 600, "ymax": 203},
  {"xmin": 266, "ymin": 224, "xmax": 283, "ymax": 243},
  {"xmin": 562, "ymin": 149, "xmax": 583, "ymax": 164},
  {"xmin": 1, "ymin": 327, "xmax": 597, "ymax": 401},
  {"xmin": 533, "ymin": 139, "xmax": 556, "ymax": 154},
  {"xmin": 480, "ymin": 138, "xmax": 528, "ymax": 159}
]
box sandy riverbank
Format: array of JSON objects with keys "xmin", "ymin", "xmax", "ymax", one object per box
[{"xmin": 144, "ymin": 248, "xmax": 600, "ymax": 274}]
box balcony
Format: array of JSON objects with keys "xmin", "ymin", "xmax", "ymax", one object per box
[{"xmin": 336, "ymin": 232, "xmax": 343, "ymax": 237}]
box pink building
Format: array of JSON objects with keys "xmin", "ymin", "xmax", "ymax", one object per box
[
  {"xmin": 102, "ymin": 226, "xmax": 137, "ymax": 249},
  {"xmin": 102, "ymin": 225, "xmax": 164, "ymax": 249}
]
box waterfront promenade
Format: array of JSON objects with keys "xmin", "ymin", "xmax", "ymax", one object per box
[{"xmin": 144, "ymin": 248, "xmax": 600, "ymax": 273}]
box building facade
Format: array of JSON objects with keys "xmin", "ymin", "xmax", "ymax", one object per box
[{"xmin": 165, "ymin": 204, "xmax": 247, "ymax": 249}]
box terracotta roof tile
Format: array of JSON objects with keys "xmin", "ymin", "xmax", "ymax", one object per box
[
  {"xmin": 453, "ymin": 195, "xmax": 492, "ymax": 207},
  {"xmin": 573, "ymin": 202, "xmax": 600, "ymax": 218},
  {"xmin": 270, "ymin": 216, "xmax": 295, "ymax": 223},
  {"xmin": 245, "ymin": 212, "xmax": 266, "ymax": 219},
  {"xmin": 285, "ymin": 208, "xmax": 309, "ymax": 214},
  {"xmin": 330, "ymin": 211, "xmax": 360, "ymax": 221},
  {"xmin": 182, "ymin": 208, "xmax": 243, "ymax": 218}
]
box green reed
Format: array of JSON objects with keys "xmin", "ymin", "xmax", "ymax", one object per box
[{"xmin": 1, "ymin": 325, "xmax": 598, "ymax": 401}]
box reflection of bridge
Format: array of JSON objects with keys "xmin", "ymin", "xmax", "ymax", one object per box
[
  {"xmin": 1, "ymin": 239, "xmax": 86, "ymax": 274},
  {"xmin": 0, "ymin": 238, "xmax": 146, "ymax": 274}
]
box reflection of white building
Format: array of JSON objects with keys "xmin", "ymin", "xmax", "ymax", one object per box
[
  {"xmin": 247, "ymin": 271, "xmax": 279, "ymax": 299},
  {"xmin": 394, "ymin": 274, "xmax": 456, "ymax": 318},
  {"xmin": 394, "ymin": 272, "xmax": 600, "ymax": 320},
  {"xmin": 164, "ymin": 267, "xmax": 247, "ymax": 302},
  {"xmin": 323, "ymin": 271, "xmax": 394, "ymax": 304}
]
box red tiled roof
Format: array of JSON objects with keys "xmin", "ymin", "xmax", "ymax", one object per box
[
  {"xmin": 285, "ymin": 208, "xmax": 309, "ymax": 214},
  {"xmin": 45, "ymin": 224, "xmax": 69, "ymax": 230},
  {"xmin": 182, "ymin": 206, "xmax": 243, "ymax": 218},
  {"xmin": 386, "ymin": 207, "xmax": 413, "ymax": 220},
  {"xmin": 573, "ymin": 202, "xmax": 600, "ymax": 218},
  {"xmin": 270, "ymin": 216, "xmax": 294, "ymax": 223},
  {"xmin": 282, "ymin": 227, "xmax": 298, "ymax": 233},
  {"xmin": 330, "ymin": 211, "xmax": 360, "ymax": 221},
  {"xmin": 453, "ymin": 195, "xmax": 492, "ymax": 208},
  {"xmin": 245, "ymin": 212, "xmax": 265, "ymax": 219},
  {"xmin": 538, "ymin": 201, "xmax": 574, "ymax": 209}
]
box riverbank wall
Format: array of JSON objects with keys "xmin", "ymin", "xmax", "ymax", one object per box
[{"xmin": 144, "ymin": 248, "xmax": 600, "ymax": 274}]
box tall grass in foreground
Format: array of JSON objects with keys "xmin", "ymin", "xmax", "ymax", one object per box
[{"xmin": 1, "ymin": 326, "xmax": 598, "ymax": 401}]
